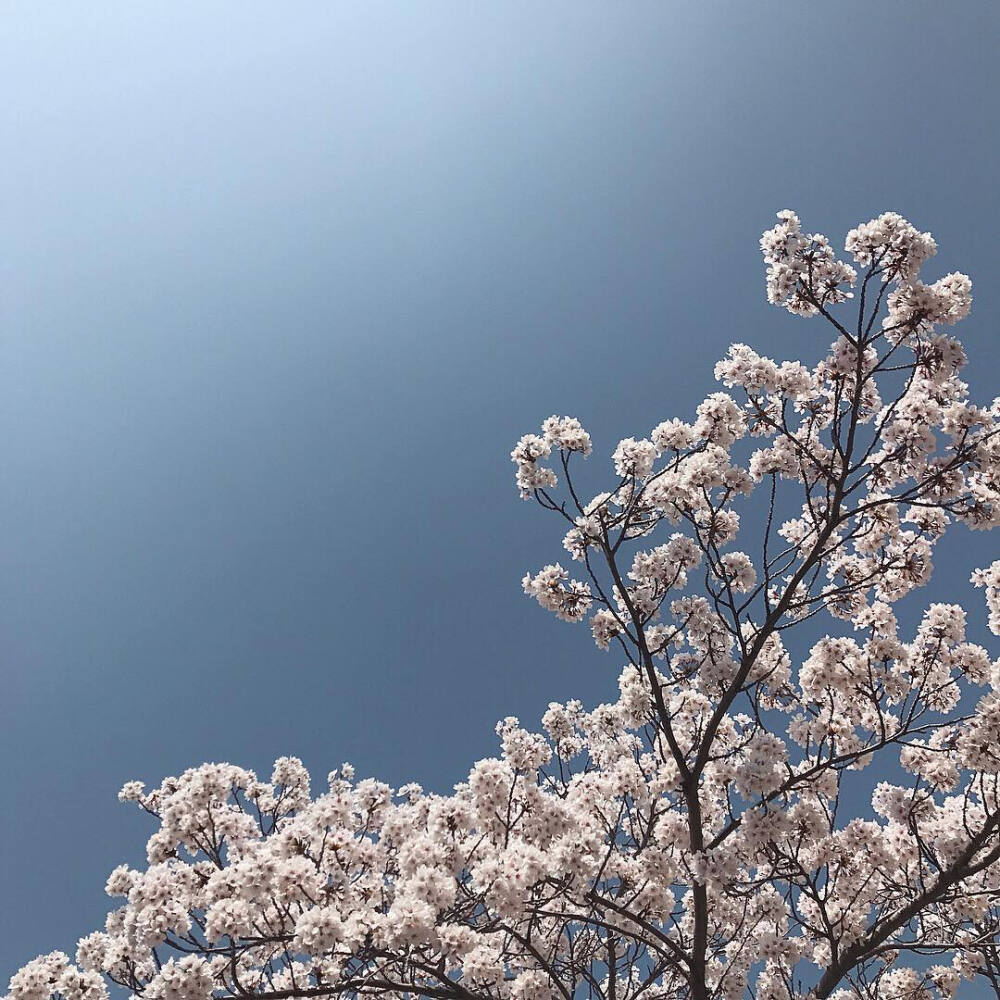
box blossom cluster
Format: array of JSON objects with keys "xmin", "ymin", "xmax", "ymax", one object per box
[
  {"xmin": 9, "ymin": 610, "xmax": 1000, "ymax": 1000},
  {"xmin": 9, "ymin": 211, "xmax": 1000, "ymax": 1000},
  {"xmin": 515, "ymin": 212, "xmax": 997, "ymax": 667}
]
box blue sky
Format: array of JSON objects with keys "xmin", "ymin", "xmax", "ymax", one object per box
[{"xmin": 3, "ymin": 1, "xmax": 999, "ymax": 984}]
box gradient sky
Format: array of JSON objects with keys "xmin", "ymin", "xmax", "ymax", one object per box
[{"xmin": 3, "ymin": 1, "xmax": 1000, "ymax": 988}]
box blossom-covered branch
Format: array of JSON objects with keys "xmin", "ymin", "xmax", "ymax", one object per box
[{"xmin": 9, "ymin": 212, "xmax": 1000, "ymax": 1000}]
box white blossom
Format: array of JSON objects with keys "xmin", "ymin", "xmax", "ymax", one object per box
[{"xmin": 12, "ymin": 209, "xmax": 1000, "ymax": 1000}]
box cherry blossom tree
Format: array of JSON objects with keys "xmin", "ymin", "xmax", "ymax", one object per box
[{"xmin": 8, "ymin": 211, "xmax": 1000, "ymax": 1000}]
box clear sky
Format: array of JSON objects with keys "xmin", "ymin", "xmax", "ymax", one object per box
[{"xmin": 3, "ymin": 0, "xmax": 999, "ymax": 986}]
